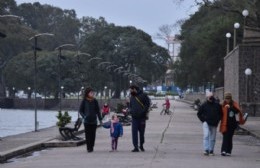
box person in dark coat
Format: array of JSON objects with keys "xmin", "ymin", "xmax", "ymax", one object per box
[
  {"xmin": 79, "ymin": 87, "xmax": 102, "ymax": 153},
  {"xmin": 220, "ymin": 92, "xmax": 246, "ymax": 156},
  {"xmin": 129, "ymin": 85, "xmax": 150, "ymax": 152},
  {"xmin": 197, "ymin": 92, "xmax": 222, "ymax": 156}
]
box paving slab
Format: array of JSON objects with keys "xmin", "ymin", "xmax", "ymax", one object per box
[{"xmin": 0, "ymin": 100, "xmax": 260, "ymax": 168}]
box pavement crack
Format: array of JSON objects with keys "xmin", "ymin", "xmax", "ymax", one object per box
[
  {"xmin": 149, "ymin": 108, "xmax": 175, "ymax": 168},
  {"xmin": 160, "ymin": 109, "xmax": 174, "ymax": 144}
]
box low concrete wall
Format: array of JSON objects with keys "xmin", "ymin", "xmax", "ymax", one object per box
[
  {"xmin": 184, "ymin": 87, "xmax": 224, "ymax": 103},
  {"xmin": 184, "ymin": 93, "xmax": 206, "ymax": 103},
  {"xmin": 4, "ymin": 98, "xmax": 125, "ymax": 111}
]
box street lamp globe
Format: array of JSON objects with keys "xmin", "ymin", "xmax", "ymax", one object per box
[
  {"xmin": 61, "ymin": 86, "xmax": 64, "ymax": 90},
  {"xmin": 28, "ymin": 87, "xmax": 31, "ymax": 91},
  {"xmin": 245, "ymin": 68, "xmax": 252, "ymax": 76},
  {"xmin": 242, "ymin": 9, "xmax": 249, "ymax": 17},
  {"xmin": 226, "ymin": 33, "xmax": 231, "ymax": 38},
  {"xmin": 104, "ymin": 86, "xmax": 107, "ymax": 90},
  {"xmin": 234, "ymin": 23, "xmax": 240, "ymax": 29},
  {"xmin": 129, "ymin": 80, "xmax": 133, "ymax": 84}
]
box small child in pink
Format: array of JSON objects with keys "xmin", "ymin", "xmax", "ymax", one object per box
[{"xmin": 103, "ymin": 115, "xmax": 123, "ymax": 152}]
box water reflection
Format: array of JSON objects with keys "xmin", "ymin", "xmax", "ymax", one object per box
[{"xmin": 0, "ymin": 109, "xmax": 78, "ymax": 137}]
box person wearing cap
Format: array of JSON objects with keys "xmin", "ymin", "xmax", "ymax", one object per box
[
  {"xmin": 129, "ymin": 85, "xmax": 150, "ymax": 152},
  {"xmin": 79, "ymin": 87, "xmax": 102, "ymax": 153},
  {"xmin": 220, "ymin": 92, "xmax": 246, "ymax": 156},
  {"xmin": 197, "ymin": 92, "xmax": 222, "ymax": 156}
]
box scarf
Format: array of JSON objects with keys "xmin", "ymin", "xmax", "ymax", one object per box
[
  {"xmin": 220, "ymin": 100, "xmax": 245, "ymax": 133},
  {"xmin": 111, "ymin": 119, "xmax": 119, "ymax": 134}
]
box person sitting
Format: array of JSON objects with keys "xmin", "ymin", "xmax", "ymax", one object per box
[{"xmin": 102, "ymin": 103, "xmax": 110, "ymax": 119}]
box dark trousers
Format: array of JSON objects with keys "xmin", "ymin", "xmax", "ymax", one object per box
[
  {"xmin": 111, "ymin": 137, "xmax": 118, "ymax": 150},
  {"xmin": 221, "ymin": 128, "xmax": 235, "ymax": 154},
  {"xmin": 84, "ymin": 123, "xmax": 97, "ymax": 151},
  {"xmin": 132, "ymin": 118, "xmax": 146, "ymax": 149}
]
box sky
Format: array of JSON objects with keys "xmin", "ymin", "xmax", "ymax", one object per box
[{"xmin": 15, "ymin": 0, "xmax": 198, "ymax": 48}]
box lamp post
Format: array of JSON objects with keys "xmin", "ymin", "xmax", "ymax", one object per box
[
  {"xmin": 61, "ymin": 86, "xmax": 64, "ymax": 110},
  {"xmin": 233, "ymin": 23, "xmax": 240, "ymax": 48},
  {"xmin": 104, "ymin": 86, "xmax": 108, "ymax": 100},
  {"xmin": 27, "ymin": 87, "xmax": 31, "ymax": 99},
  {"xmin": 226, "ymin": 33, "xmax": 231, "ymax": 55},
  {"xmin": 55, "ymin": 44, "xmax": 75, "ymax": 112},
  {"xmin": 0, "ymin": 14, "xmax": 21, "ymax": 38},
  {"xmin": 74, "ymin": 52, "xmax": 91, "ymax": 88},
  {"xmin": 29, "ymin": 33, "xmax": 54, "ymax": 132},
  {"xmin": 12, "ymin": 87, "xmax": 15, "ymax": 98},
  {"xmin": 242, "ymin": 9, "xmax": 249, "ymax": 28},
  {"xmin": 245, "ymin": 68, "xmax": 252, "ymax": 103}
]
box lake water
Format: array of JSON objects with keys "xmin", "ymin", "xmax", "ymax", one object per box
[{"xmin": 0, "ymin": 109, "xmax": 78, "ymax": 138}]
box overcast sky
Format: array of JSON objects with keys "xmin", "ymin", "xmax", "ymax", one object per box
[{"xmin": 15, "ymin": 0, "xmax": 198, "ymax": 47}]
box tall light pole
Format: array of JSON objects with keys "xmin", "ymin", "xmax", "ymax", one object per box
[
  {"xmin": 245, "ymin": 68, "xmax": 252, "ymax": 103},
  {"xmin": 29, "ymin": 33, "xmax": 54, "ymax": 131},
  {"xmin": 74, "ymin": 52, "xmax": 91, "ymax": 86},
  {"xmin": 242, "ymin": 9, "xmax": 249, "ymax": 28},
  {"xmin": 226, "ymin": 33, "xmax": 231, "ymax": 55},
  {"xmin": 0, "ymin": 14, "xmax": 22, "ymax": 38},
  {"xmin": 233, "ymin": 22, "xmax": 240, "ymax": 48},
  {"xmin": 55, "ymin": 44, "xmax": 75, "ymax": 112},
  {"xmin": 104, "ymin": 86, "xmax": 107, "ymax": 100}
]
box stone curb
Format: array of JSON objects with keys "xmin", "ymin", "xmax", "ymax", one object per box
[
  {"xmin": 0, "ymin": 125, "xmax": 101, "ymax": 163},
  {"xmin": 0, "ymin": 138, "xmax": 53, "ymax": 163}
]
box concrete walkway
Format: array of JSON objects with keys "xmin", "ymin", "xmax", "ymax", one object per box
[{"xmin": 1, "ymin": 100, "xmax": 260, "ymax": 167}]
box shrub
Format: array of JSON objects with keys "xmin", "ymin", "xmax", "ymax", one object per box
[{"xmin": 56, "ymin": 111, "xmax": 72, "ymax": 127}]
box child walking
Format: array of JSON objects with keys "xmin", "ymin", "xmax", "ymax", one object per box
[{"xmin": 103, "ymin": 114, "xmax": 123, "ymax": 152}]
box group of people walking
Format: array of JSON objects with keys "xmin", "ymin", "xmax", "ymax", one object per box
[
  {"xmin": 78, "ymin": 84, "xmax": 246, "ymax": 156},
  {"xmin": 79, "ymin": 85, "xmax": 150, "ymax": 153},
  {"xmin": 197, "ymin": 92, "xmax": 247, "ymax": 156}
]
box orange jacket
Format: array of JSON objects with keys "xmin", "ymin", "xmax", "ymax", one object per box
[{"xmin": 219, "ymin": 101, "xmax": 245, "ymax": 133}]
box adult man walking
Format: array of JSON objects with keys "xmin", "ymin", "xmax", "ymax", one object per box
[
  {"xmin": 129, "ymin": 85, "xmax": 150, "ymax": 152},
  {"xmin": 197, "ymin": 92, "xmax": 222, "ymax": 156}
]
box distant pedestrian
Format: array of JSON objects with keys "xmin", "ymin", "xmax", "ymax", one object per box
[
  {"xmin": 220, "ymin": 93, "xmax": 246, "ymax": 156},
  {"xmin": 79, "ymin": 87, "xmax": 103, "ymax": 153},
  {"xmin": 160, "ymin": 97, "xmax": 171, "ymax": 115},
  {"xmin": 103, "ymin": 114, "xmax": 123, "ymax": 152},
  {"xmin": 102, "ymin": 103, "xmax": 110, "ymax": 119},
  {"xmin": 197, "ymin": 92, "xmax": 222, "ymax": 156},
  {"xmin": 129, "ymin": 85, "xmax": 150, "ymax": 152}
]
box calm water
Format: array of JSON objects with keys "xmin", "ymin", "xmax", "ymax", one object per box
[{"xmin": 0, "ymin": 109, "xmax": 78, "ymax": 137}]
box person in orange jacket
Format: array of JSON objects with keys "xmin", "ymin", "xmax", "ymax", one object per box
[{"xmin": 220, "ymin": 92, "xmax": 246, "ymax": 156}]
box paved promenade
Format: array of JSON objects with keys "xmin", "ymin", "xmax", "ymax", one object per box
[{"xmin": 1, "ymin": 100, "xmax": 260, "ymax": 168}]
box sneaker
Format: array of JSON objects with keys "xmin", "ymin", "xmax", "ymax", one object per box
[
  {"xmin": 221, "ymin": 151, "xmax": 226, "ymax": 156},
  {"xmin": 140, "ymin": 146, "xmax": 145, "ymax": 152},
  {"xmin": 226, "ymin": 153, "xmax": 231, "ymax": 156},
  {"xmin": 131, "ymin": 148, "xmax": 139, "ymax": 152},
  {"xmin": 209, "ymin": 151, "xmax": 215, "ymax": 156},
  {"xmin": 204, "ymin": 150, "xmax": 209, "ymax": 156}
]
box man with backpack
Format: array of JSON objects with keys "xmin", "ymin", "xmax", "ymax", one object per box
[
  {"xmin": 197, "ymin": 92, "xmax": 222, "ymax": 156},
  {"xmin": 129, "ymin": 85, "xmax": 150, "ymax": 152}
]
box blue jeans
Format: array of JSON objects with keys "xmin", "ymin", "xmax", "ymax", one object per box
[{"xmin": 203, "ymin": 122, "xmax": 217, "ymax": 152}]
